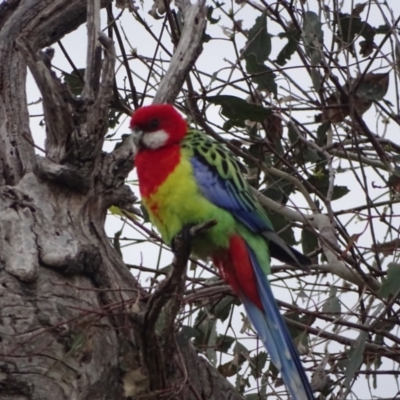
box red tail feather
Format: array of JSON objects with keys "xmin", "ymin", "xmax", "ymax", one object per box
[{"xmin": 213, "ymin": 235, "xmax": 262, "ymax": 309}]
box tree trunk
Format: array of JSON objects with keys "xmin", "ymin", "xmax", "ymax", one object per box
[{"xmin": 0, "ymin": 1, "xmax": 242, "ymax": 399}]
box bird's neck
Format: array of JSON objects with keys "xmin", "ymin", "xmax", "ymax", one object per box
[{"xmin": 135, "ymin": 145, "xmax": 181, "ymax": 198}]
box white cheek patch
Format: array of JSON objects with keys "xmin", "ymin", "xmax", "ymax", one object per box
[{"xmin": 142, "ymin": 129, "xmax": 169, "ymax": 149}]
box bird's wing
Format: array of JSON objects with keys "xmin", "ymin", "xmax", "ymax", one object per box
[
  {"xmin": 182, "ymin": 130, "xmax": 311, "ymax": 269},
  {"xmin": 183, "ymin": 130, "xmax": 272, "ymax": 232}
]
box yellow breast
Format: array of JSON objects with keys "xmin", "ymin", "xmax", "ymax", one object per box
[{"xmin": 143, "ymin": 151, "xmax": 235, "ymax": 254}]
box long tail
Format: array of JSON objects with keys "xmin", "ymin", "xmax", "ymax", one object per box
[
  {"xmin": 244, "ymin": 247, "xmax": 314, "ymax": 400},
  {"xmin": 214, "ymin": 236, "xmax": 314, "ymax": 400}
]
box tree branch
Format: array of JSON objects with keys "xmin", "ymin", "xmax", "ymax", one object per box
[
  {"xmin": 153, "ymin": 0, "xmax": 207, "ymax": 104},
  {"xmin": 140, "ymin": 220, "xmax": 217, "ymax": 392}
]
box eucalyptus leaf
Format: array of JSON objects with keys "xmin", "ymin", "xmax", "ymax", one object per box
[
  {"xmin": 206, "ymin": 95, "xmax": 272, "ymax": 123},
  {"xmin": 356, "ymin": 72, "xmax": 389, "ymax": 101},
  {"xmin": 206, "ymin": 6, "xmax": 220, "ymax": 24},
  {"xmin": 336, "ymin": 13, "xmax": 375, "ymax": 45},
  {"xmin": 216, "ymin": 334, "xmax": 235, "ymax": 353},
  {"xmin": 379, "ymin": 262, "xmax": 400, "ymax": 298},
  {"xmin": 322, "ymin": 286, "xmax": 341, "ymax": 314},
  {"xmin": 307, "ymin": 173, "xmax": 349, "ymax": 201},
  {"xmin": 213, "ymin": 295, "xmax": 235, "ymax": 322},
  {"xmin": 249, "ymin": 351, "xmax": 267, "ymax": 378},
  {"xmin": 343, "ymin": 331, "xmax": 368, "ymax": 392},
  {"xmin": 302, "ymin": 11, "xmax": 323, "ymax": 64},
  {"xmin": 242, "ymin": 11, "xmax": 271, "ymax": 63},
  {"xmin": 301, "ymin": 228, "xmax": 319, "ymax": 257},
  {"xmin": 276, "ymin": 29, "xmax": 300, "ymax": 66},
  {"xmin": 63, "ymin": 68, "xmax": 85, "ymax": 96},
  {"xmin": 245, "ymin": 55, "xmax": 277, "ymax": 95}
]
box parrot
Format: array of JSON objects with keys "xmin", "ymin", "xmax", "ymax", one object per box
[{"xmin": 130, "ymin": 104, "xmax": 314, "ymax": 400}]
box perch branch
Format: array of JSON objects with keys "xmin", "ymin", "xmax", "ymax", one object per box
[
  {"xmin": 141, "ymin": 219, "xmax": 217, "ymax": 391},
  {"xmin": 145, "ymin": 220, "xmax": 217, "ymax": 334}
]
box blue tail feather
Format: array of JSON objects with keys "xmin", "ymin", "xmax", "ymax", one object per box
[{"xmin": 242, "ymin": 248, "xmax": 314, "ymax": 400}]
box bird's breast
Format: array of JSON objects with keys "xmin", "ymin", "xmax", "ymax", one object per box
[{"xmin": 139, "ymin": 149, "xmax": 204, "ymax": 244}]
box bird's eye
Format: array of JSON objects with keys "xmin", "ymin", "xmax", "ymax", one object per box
[{"xmin": 148, "ymin": 118, "xmax": 159, "ymax": 130}]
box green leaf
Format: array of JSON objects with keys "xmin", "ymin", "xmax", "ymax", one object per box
[
  {"xmin": 206, "ymin": 95, "xmax": 272, "ymax": 125},
  {"xmin": 303, "ymin": 148, "xmax": 321, "ymax": 163},
  {"xmin": 223, "ymin": 119, "xmax": 243, "ymax": 129},
  {"xmin": 351, "ymin": 2, "xmax": 367, "ymax": 16},
  {"xmin": 245, "ymin": 55, "xmax": 277, "ymax": 95},
  {"xmin": 375, "ymin": 24, "xmax": 391, "ymax": 35},
  {"xmin": 245, "ymin": 394, "xmax": 263, "ymax": 400},
  {"xmin": 193, "ymin": 309, "xmax": 207, "ymax": 344},
  {"xmin": 140, "ymin": 203, "xmax": 150, "ymax": 223},
  {"xmin": 301, "ymin": 228, "xmax": 319, "ymax": 257},
  {"xmin": 316, "ymin": 122, "xmax": 331, "ymax": 147},
  {"xmin": 242, "ymin": 13, "xmax": 276, "ymax": 96},
  {"xmin": 216, "ymin": 334, "xmax": 235, "ymax": 353},
  {"xmin": 302, "ymin": 11, "xmax": 324, "ymax": 64},
  {"xmin": 336, "ymin": 13, "xmax": 375, "ymax": 48},
  {"xmin": 307, "ymin": 172, "xmax": 350, "ymax": 201},
  {"xmin": 356, "ymin": 72, "xmax": 389, "ymax": 101},
  {"xmin": 66, "ymin": 331, "xmax": 87, "ymax": 356},
  {"xmin": 109, "ymin": 205, "xmax": 138, "ymax": 221},
  {"xmin": 332, "ymin": 185, "xmax": 350, "ymax": 200},
  {"xmin": 249, "ymin": 351, "xmax": 267, "ymax": 379},
  {"xmin": 235, "ymin": 372, "xmax": 250, "ymax": 394},
  {"xmin": 265, "ymin": 210, "xmax": 296, "ymax": 246},
  {"xmin": 234, "ymin": 341, "xmax": 249, "ymax": 366},
  {"xmin": 262, "ymin": 178, "xmax": 294, "ymax": 204},
  {"xmin": 267, "ymin": 358, "xmax": 279, "ymax": 379},
  {"xmin": 63, "ymin": 68, "xmax": 85, "ymax": 96},
  {"xmin": 276, "ymin": 29, "xmax": 300, "ymax": 66},
  {"xmin": 262, "ymin": 171, "xmax": 295, "ymax": 204},
  {"xmin": 206, "ymin": 320, "xmax": 218, "ymax": 366},
  {"xmin": 218, "ymin": 358, "xmax": 239, "ymax": 377},
  {"xmin": 242, "ymin": 11, "xmax": 271, "ymax": 63},
  {"xmin": 310, "ymin": 70, "xmax": 322, "ymax": 92},
  {"xmin": 219, "ymin": 341, "xmax": 249, "ymax": 379},
  {"xmin": 108, "ymin": 108, "xmax": 123, "ymax": 129},
  {"xmin": 302, "ymin": 11, "xmax": 323, "ymax": 91},
  {"xmin": 396, "ymin": 44, "xmax": 400, "ymax": 76},
  {"xmin": 193, "ymin": 308, "xmax": 218, "ymax": 365},
  {"xmin": 284, "ymin": 312, "xmax": 312, "ymax": 352},
  {"xmin": 322, "ymin": 286, "xmax": 341, "ymax": 314},
  {"xmin": 373, "ymin": 318, "xmax": 395, "ymax": 376},
  {"xmin": 206, "ymin": 6, "xmax": 220, "ymax": 24},
  {"xmin": 359, "ymin": 39, "xmax": 375, "ymax": 57},
  {"xmin": 247, "ymin": 143, "xmax": 265, "ymax": 171},
  {"xmin": 112, "ymin": 228, "xmax": 123, "ymax": 258},
  {"xmin": 213, "ymin": 295, "xmax": 235, "ymax": 322},
  {"xmin": 180, "ymin": 325, "xmax": 198, "ymax": 341},
  {"xmin": 374, "ymin": 319, "xmax": 395, "ymax": 346},
  {"xmin": 343, "ymin": 331, "xmax": 368, "ymax": 391},
  {"xmin": 379, "ymin": 262, "xmax": 400, "ymax": 298},
  {"xmin": 288, "ymin": 124, "xmax": 298, "ymax": 145}
]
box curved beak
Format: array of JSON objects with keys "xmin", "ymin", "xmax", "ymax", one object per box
[{"xmin": 129, "ymin": 127, "xmax": 144, "ymax": 152}]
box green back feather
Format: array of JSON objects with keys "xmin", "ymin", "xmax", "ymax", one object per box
[{"xmin": 182, "ymin": 130, "xmax": 274, "ymax": 230}]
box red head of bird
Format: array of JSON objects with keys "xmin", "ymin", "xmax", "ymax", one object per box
[{"xmin": 130, "ymin": 104, "xmax": 187, "ymax": 150}]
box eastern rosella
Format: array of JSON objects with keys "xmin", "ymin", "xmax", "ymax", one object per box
[{"xmin": 130, "ymin": 104, "xmax": 314, "ymax": 400}]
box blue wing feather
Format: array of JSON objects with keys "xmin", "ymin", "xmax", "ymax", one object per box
[{"xmin": 191, "ymin": 155, "xmax": 272, "ymax": 233}]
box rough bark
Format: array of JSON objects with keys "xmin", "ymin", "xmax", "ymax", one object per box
[{"xmin": 0, "ymin": 1, "xmax": 243, "ymax": 399}]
